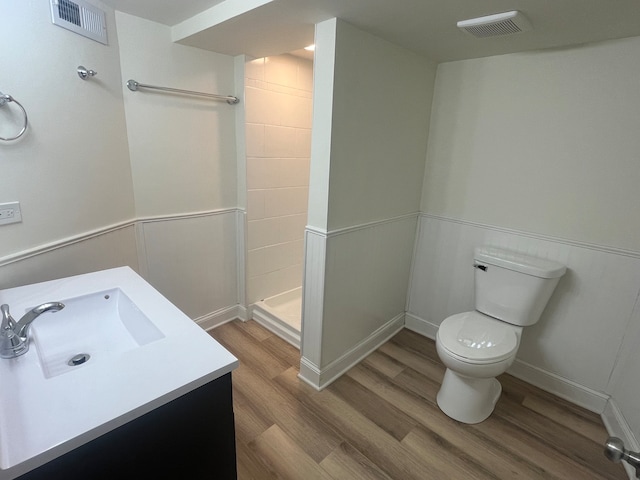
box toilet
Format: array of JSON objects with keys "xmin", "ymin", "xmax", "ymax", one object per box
[{"xmin": 435, "ymin": 246, "xmax": 566, "ymax": 424}]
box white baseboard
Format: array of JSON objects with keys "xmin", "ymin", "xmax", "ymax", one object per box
[
  {"xmin": 404, "ymin": 312, "xmax": 438, "ymax": 340},
  {"xmin": 196, "ymin": 304, "xmax": 244, "ymax": 331},
  {"xmin": 602, "ymin": 399, "xmax": 638, "ymax": 480},
  {"xmin": 236, "ymin": 304, "xmax": 249, "ymax": 321},
  {"xmin": 507, "ymin": 359, "xmax": 609, "ymax": 414},
  {"xmin": 298, "ymin": 313, "xmax": 405, "ymax": 390}
]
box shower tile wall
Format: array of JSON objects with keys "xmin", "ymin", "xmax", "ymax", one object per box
[{"xmin": 245, "ymin": 54, "xmax": 313, "ymax": 304}]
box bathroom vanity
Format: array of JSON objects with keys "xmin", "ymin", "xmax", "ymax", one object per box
[{"xmin": 0, "ymin": 267, "xmax": 239, "ymax": 479}]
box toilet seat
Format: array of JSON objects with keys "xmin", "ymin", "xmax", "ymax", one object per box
[{"xmin": 438, "ymin": 311, "xmax": 518, "ymax": 364}]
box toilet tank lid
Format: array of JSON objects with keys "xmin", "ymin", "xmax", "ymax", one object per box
[{"xmin": 474, "ymin": 247, "xmax": 566, "ymax": 278}]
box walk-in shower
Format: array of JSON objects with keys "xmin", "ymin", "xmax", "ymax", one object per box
[{"xmin": 244, "ymin": 53, "xmax": 313, "ymax": 347}]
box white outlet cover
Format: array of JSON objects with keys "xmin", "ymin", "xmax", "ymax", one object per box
[{"xmin": 0, "ymin": 201, "xmax": 22, "ymax": 226}]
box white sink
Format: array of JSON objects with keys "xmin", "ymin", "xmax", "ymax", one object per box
[
  {"xmin": 31, "ymin": 288, "xmax": 164, "ymax": 378},
  {"xmin": 0, "ymin": 267, "xmax": 238, "ymax": 479}
]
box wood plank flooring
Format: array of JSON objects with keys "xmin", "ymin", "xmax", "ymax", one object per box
[{"xmin": 209, "ymin": 320, "xmax": 627, "ymax": 480}]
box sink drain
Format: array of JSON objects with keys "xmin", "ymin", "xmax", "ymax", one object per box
[{"xmin": 68, "ymin": 353, "xmax": 91, "ymax": 366}]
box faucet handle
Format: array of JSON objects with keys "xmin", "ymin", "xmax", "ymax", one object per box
[
  {"xmin": 0, "ymin": 304, "xmax": 27, "ymax": 359},
  {"xmin": 1, "ymin": 304, "xmax": 16, "ymax": 330}
]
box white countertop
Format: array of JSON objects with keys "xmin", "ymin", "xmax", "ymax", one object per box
[{"xmin": 0, "ymin": 267, "xmax": 238, "ymax": 479}]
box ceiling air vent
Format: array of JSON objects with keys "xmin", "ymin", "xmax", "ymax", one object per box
[
  {"xmin": 457, "ymin": 11, "xmax": 532, "ymax": 38},
  {"xmin": 50, "ymin": 0, "xmax": 108, "ymax": 45}
]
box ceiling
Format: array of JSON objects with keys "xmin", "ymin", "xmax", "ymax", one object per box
[{"xmin": 101, "ymin": 0, "xmax": 640, "ymax": 62}]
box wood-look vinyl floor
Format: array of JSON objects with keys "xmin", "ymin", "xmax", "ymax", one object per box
[{"xmin": 209, "ymin": 320, "xmax": 627, "ymax": 480}]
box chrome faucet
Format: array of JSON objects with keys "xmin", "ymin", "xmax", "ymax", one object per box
[{"xmin": 0, "ymin": 302, "xmax": 65, "ymax": 359}]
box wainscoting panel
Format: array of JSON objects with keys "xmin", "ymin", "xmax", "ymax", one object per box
[
  {"xmin": 300, "ymin": 228, "xmax": 327, "ymax": 374},
  {"xmin": 300, "ymin": 215, "xmax": 418, "ymax": 390},
  {"xmin": 0, "ymin": 225, "xmax": 139, "ymax": 290},
  {"xmin": 407, "ymin": 214, "xmax": 640, "ymax": 413},
  {"xmin": 322, "ymin": 216, "xmax": 418, "ymax": 369},
  {"xmin": 139, "ymin": 211, "xmax": 238, "ymax": 322}
]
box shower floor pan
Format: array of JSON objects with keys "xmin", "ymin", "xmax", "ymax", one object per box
[{"xmin": 251, "ymin": 287, "xmax": 301, "ymax": 348}]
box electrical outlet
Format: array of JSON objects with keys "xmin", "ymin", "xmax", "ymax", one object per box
[{"xmin": 0, "ymin": 202, "xmax": 22, "ymax": 226}]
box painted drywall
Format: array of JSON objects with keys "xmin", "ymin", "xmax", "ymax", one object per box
[
  {"xmin": 301, "ymin": 19, "xmax": 437, "ymax": 381},
  {"xmin": 0, "ymin": 227, "xmax": 139, "ymax": 291},
  {"xmin": 116, "ymin": 12, "xmax": 240, "ymax": 318},
  {"xmin": 1, "ymin": 8, "xmax": 241, "ymax": 321},
  {"xmin": 0, "ymin": 1, "xmax": 135, "ymax": 259},
  {"xmin": 325, "ymin": 20, "xmax": 435, "ymax": 231},
  {"xmin": 245, "ymin": 54, "xmax": 312, "ymax": 304},
  {"xmin": 421, "ymin": 36, "xmax": 640, "ymax": 252},
  {"xmin": 306, "ymin": 20, "xmax": 337, "ymax": 232},
  {"xmin": 116, "ymin": 12, "xmax": 237, "ymax": 218}
]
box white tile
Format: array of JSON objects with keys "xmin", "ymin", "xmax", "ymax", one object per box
[
  {"xmin": 291, "ymin": 239, "xmax": 305, "ymax": 260},
  {"xmin": 245, "ymin": 123, "xmax": 265, "ymax": 157},
  {"xmin": 264, "ymin": 187, "xmax": 309, "ymax": 218},
  {"xmin": 292, "ymin": 187, "xmax": 309, "ymax": 214},
  {"xmin": 245, "ymin": 57, "xmax": 265, "ymax": 81},
  {"xmin": 276, "ymin": 94, "xmax": 313, "ymax": 129},
  {"xmin": 264, "ymin": 125, "xmax": 298, "ymax": 158},
  {"xmin": 245, "ymin": 87, "xmax": 280, "ymax": 126},
  {"xmin": 247, "ymin": 189, "xmax": 265, "ymax": 220},
  {"xmin": 264, "ymin": 55, "xmax": 298, "ymax": 88},
  {"xmin": 247, "ymin": 275, "xmax": 268, "ymax": 304},
  {"xmin": 247, "ymin": 248, "xmax": 267, "ymax": 277},
  {"xmin": 248, "ymin": 217, "xmax": 281, "ymax": 249},
  {"xmin": 247, "ymin": 158, "xmax": 284, "ymax": 190},
  {"xmin": 294, "ymin": 128, "xmax": 312, "ymax": 157},
  {"xmin": 278, "ymin": 214, "xmax": 307, "ymax": 242},
  {"xmin": 262, "ymin": 243, "xmax": 288, "ymax": 273},
  {"xmin": 246, "ymin": 157, "xmax": 267, "ymax": 189},
  {"xmin": 296, "ymin": 59, "xmax": 314, "ymax": 92},
  {"xmin": 280, "ymin": 158, "xmax": 310, "ymax": 187}
]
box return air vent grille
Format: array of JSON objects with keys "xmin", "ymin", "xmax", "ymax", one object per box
[
  {"xmin": 50, "ymin": 0, "xmax": 108, "ymax": 45},
  {"xmin": 457, "ymin": 11, "xmax": 532, "ymax": 38}
]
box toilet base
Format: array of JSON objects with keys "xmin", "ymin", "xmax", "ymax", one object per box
[{"xmin": 436, "ymin": 368, "xmax": 502, "ymax": 424}]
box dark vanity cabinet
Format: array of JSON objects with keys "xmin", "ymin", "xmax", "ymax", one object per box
[{"xmin": 17, "ymin": 373, "xmax": 237, "ymax": 480}]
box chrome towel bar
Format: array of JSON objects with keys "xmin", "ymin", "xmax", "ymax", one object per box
[
  {"xmin": 126, "ymin": 80, "xmax": 239, "ymax": 105},
  {"xmin": 0, "ymin": 92, "xmax": 28, "ymax": 141}
]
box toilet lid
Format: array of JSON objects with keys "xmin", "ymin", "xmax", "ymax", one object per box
[{"xmin": 438, "ymin": 311, "xmax": 518, "ymax": 363}]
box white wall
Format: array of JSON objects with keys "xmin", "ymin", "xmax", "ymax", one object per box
[
  {"xmin": 300, "ymin": 19, "xmax": 437, "ymax": 388},
  {"xmin": 116, "ymin": 12, "xmax": 237, "ymax": 218},
  {"xmin": 409, "ymin": 36, "xmax": 640, "ymax": 435},
  {"xmin": 0, "ymin": 1, "xmax": 137, "ymax": 289},
  {"xmin": 116, "ymin": 12, "xmax": 240, "ymax": 323},
  {"xmin": 0, "ymin": 8, "xmax": 241, "ymax": 329},
  {"xmin": 421, "ymin": 37, "xmax": 640, "ymax": 252},
  {"xmin": 325, "ymin": 22, "xmax": 435, "ymax": 231},
  {"xmin": 244, "ymin": 54, "xmax": 312, "ymax": 304}
]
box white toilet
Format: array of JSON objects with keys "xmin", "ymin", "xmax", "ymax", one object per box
[{"xmin": 435, "ymin": 246, "xmax": 566, "ymax": 424}]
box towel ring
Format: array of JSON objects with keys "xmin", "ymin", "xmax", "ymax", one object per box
[{"xmin": 0, "ymin": 93, "xmax": 28, "ymax": 141}]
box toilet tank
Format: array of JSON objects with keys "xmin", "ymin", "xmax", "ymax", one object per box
[{"xmin": 473, "ymin": 247, "xmax": 566, "ymax": 326}]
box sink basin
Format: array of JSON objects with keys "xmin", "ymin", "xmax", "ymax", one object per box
[
  {"xmin": 31, "ymin": 288, "xmax": 164, "ymax": 378},
  {"xmin": 0, "ymin": 266, "xmax": 238, "ymax": 479}
]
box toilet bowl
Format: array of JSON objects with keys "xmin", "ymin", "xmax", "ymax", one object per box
[
  {"xmin": 434, "ymin": 247, "xmax": 566, "ymax": 424},
  {"xmin": 435, "ymin": 311, "xmax": 521, "ymax": 423}
]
